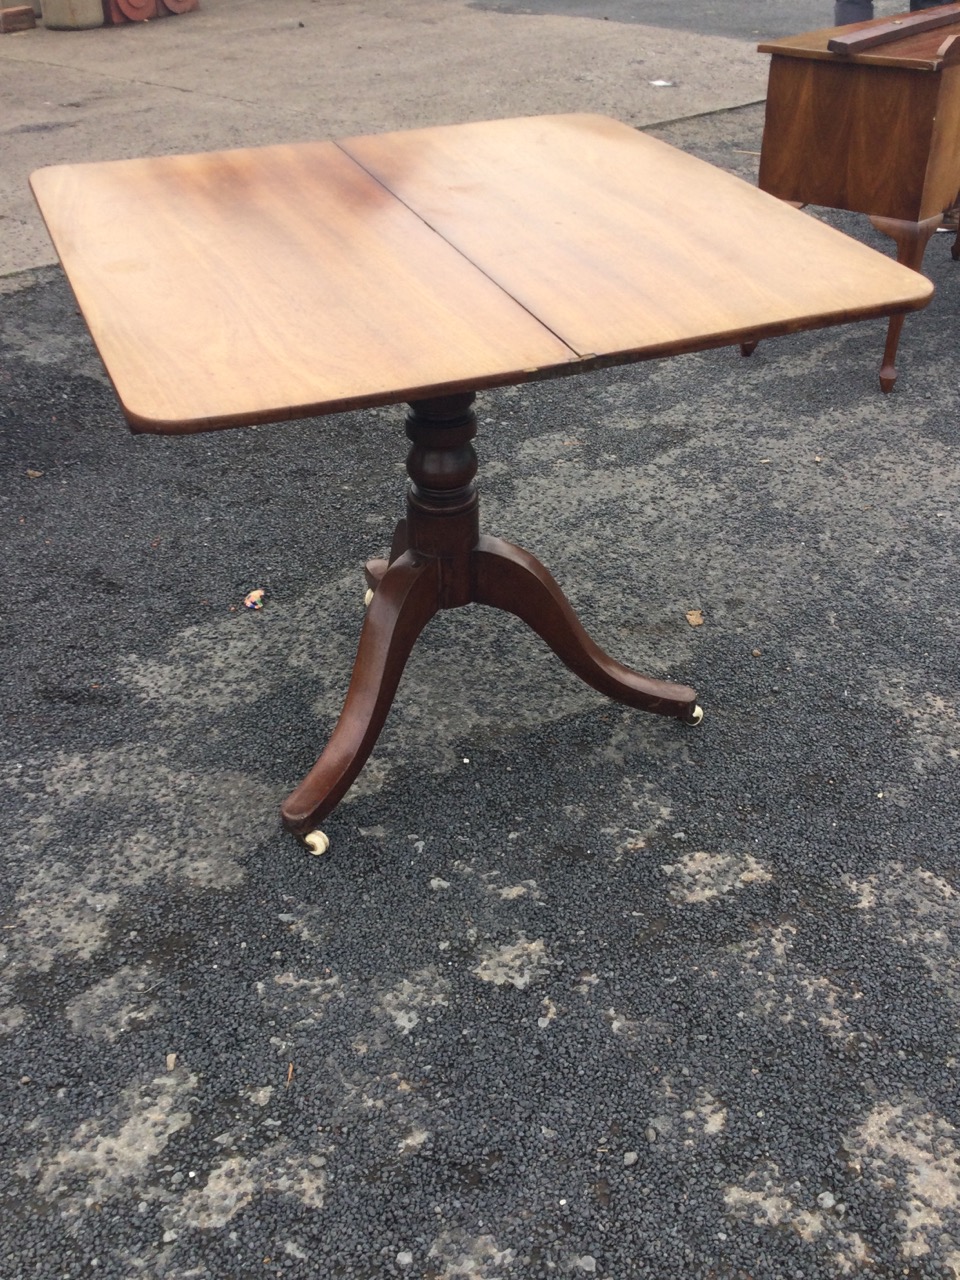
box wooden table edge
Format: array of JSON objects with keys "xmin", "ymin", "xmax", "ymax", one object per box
[
  {"xmin": 117, "ymin": 294, "xmax": 934, "ymax": 435},
  {"xmin": 756, "ymin": 37, "xmax": 945, "ymax": 70}
]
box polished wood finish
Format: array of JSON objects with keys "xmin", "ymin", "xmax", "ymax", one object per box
[
  {"xmin": 759, "ymin": 47, "xmax": 960, "ymax": 222},
  {"xmin": 826, "ymin": 4, "xmax": 960, "ymax": 57},
  {"xmin": 342, "ymin": 115, "xmax": 929, "ymax": 365},
  {"xmin": 281, "ymin": 394, "xmax": 698, "ymax": 837},
  {"xmin": 30, "ymin": 116, "xmax": 934, "ymax": 836},
  {"xmin": 32, "ymin": 115, "xmax": 930, "ymax": 433},
  {"xmin": 869, "ymin": 212, "xmax": 942, "ymax": 390},
  {"xmin": 762, "ymin": 9, "xmax": 960, "ymax": 69},
  {"xmin": 758, "ymin": 14, "xmax": 960, "ymax": 388},
  {"xmin": 30, "ymin": 143, "xmax": 576, "ymax": 432}
]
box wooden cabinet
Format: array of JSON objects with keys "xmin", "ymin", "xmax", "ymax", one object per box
[{"xmin": 758, "ymin": 5, "xmax": 960, "ymax": 388}]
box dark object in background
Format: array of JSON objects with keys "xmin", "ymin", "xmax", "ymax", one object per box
[
  {"xmin": 0, "ymin": 4, "xmax": 36, "ymax": 32},
  {"xmin": 835, "ymin": 0, "xmax": 949, "ymax": 25}
]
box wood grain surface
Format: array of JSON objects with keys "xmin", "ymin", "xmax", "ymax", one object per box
[
  {"xmin": 343, "ymin": 115, "xmax": 931, "ymax": 364},
  {"xmin": 31, "ymin": 114, "xmax": 933, "ymax": 434},
  {"xmin": 30, "ymin": 143, "xmax": 577, "ymax": 432},
  {"xmin": 826, "ymin": 4, "xmax": 960, "ymax": 57},
  {"xmin": 759, "ymin": 11, "xmax": 960, "ymax": 69},
  {"xmin": 759, "ymin": 37, "xmax": 960, "ymax": 222},
  {"xmin": 759, "ymin": 58, "xmax": 951, "ymax": 220}
]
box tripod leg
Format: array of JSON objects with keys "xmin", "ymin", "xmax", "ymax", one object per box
[
  {"xmin": 364, "ymin": 519, "xmax": 409, "ymax": 598},
  {"xmin": 282, "ymin": 552, "xmax": 439, "ymax": 837},
  {"xmin": 471, "ymin": 535, "xmax": 700, "ymax": 722}
]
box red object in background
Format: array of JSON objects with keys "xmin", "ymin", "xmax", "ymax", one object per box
[
  {"xmin": 116, "ymin": 0, "xmax": 156, "ymax": 16},
  {"xmin": 0, "ymin": 4, "xmax": 37, "ymax": 31},
  {"xmin": 103, "ymin": 0, "xmax": 197, "ymax": 22},
  {"xmin": 103, "ymin": 0, "xmax": 157, "ymax": 20}
]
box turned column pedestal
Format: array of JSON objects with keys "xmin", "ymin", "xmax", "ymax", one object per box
[{"xmin": 281, "ymin": 393, "xmax": 702, "ymax": 849}]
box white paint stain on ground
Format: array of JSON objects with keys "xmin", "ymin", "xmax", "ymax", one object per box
[
  {"xmin": 847, "ymin": 1096, "xmax": 960, "ymax": 1261},
  {"xmin": 176, "ymin": 1155, "xmax": 257, "ymax": 1229},
  {"xmin": 275, "ymin": 903, "xmax": 334, "ymax": 946},
  {"xmin": 537, "ymin": 997, "xmax": 558, "ymax": 1029},
  {"xmin": 692, "ymin": 1093, "xmax": 727, "ymax": 1136},
  {"xmin": 728, "ymin": 923, "xmax": 853, "ymax": 1039},
  {"xmin": 7, "ymin": 748, "xmax": 272, "ymax": 891},
  {"xmin": 471, "ymin": 937, "xmax": 551, "ymax": 990},
  {"xmin": 398, "ymin": 1127, "xmax": 430, "ymax": 1155},
  {"xmin": 874, "ymin": 679, "xmax": 960, "ymax": 774},
  {"xmin": 65, "ymin": 964, "xmax": 162, "ymax": 1042},
  {"xmin": 167, "ymin": 1146, "xmax": 328, "ymax": 1231},
  {"xmin": 260, "ymin": 971, "xmax": 345, "ymax": 1029},
  {"xmin": 661, "ymin": 849, "xmax": 773, "ymax": 901},
  {"xmin": 426, "ymin": 1229, "xmax": 516, "ymax": 1279},
  {"xmin": 724, "ymin": 1162, "xmax": 870, "ymax": 1274},
  {"xmin": 0, "ymin": 980, "xmax": 25, "ymax": 1034},
  {"xmin": 379, "ymin": 966, "xmax": 451, "ymax": 1035},
  {"xmin": 14, "ymin": 862, "xmax": 119, "ymax": 972},
  {"xmin": 117, "ymin": 575, "xmax": 360, "ymax": 719},
  {"xmin": 574, "ymin": 970, "xmax": 600, "ymax": 997},
  {"xmin": 1, "ymin": 749, "xmax": 274, "ymax": 1023},
  {"xmin": 492, "ymin": 880, "xmax": 542, "ymax": 901},
  {"xmin": 24, "ymin": 1068, "xmax": 197, "ymax": 1213},
  {"xmin": 605, "ymin": 1007, "xmax": 642, "ymax": 1039},
  {"xmin": 605, "ymin": 783, "xmax": 679, "ymax": 861},
  {"xmin": 645, "ymin": 1076, "xmax": 728, "ymax": 1147},
  {"xmin": 843, "ymin": 862, "xmax": 960, "ymax": 1002}
]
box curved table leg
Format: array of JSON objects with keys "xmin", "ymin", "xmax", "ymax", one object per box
[
  {"xmin": 870, "ymin": 213, "xmax": 940, "ymax": 392},
  {"xmin": 281, "ymin": 551, "xmax": 439, "ymax": 836},
  {"xmin": 471, "ymin": 534, "xmax": 700, "ymax": 722},
  {"xmin": 283, "ymin": 392, "xmax": 702, "ymax": 847},
  {"xmin": 364, "ymin": 518, "xmax": 409, "ymax": 594}
]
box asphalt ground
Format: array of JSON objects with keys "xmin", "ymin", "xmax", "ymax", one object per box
[
  {"xmin": 2, "ymin": 65, "xmax": 960, "ymax": 1280},
  {"xmin": 468, "ymin": 0, "xmax": 837, "ymax": 40}
]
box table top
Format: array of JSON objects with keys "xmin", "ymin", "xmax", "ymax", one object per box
[
  {"xmin": 30, "ymin": 113, "xmax": 933, "ymax": 434},
  {"xmin": 759, "ymin": 7, "xmax": 960, "ymax": 69}
]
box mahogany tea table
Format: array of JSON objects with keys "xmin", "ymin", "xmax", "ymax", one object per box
[{"xmin": 30, "ymin": 114, "xmax": 932, "ymax": 852}]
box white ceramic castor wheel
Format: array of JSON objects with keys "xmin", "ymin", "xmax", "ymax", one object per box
[
  {"xmin": 687, "ymin": 705, "xmax": 704, "ymax": 726},
  {"xmin": 364, "ymin": 588, "xmax": 374, "ymax": 607},
  {"xmin": 303, "ymin": 830, "xmax": 330, "ymax": 856}
]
